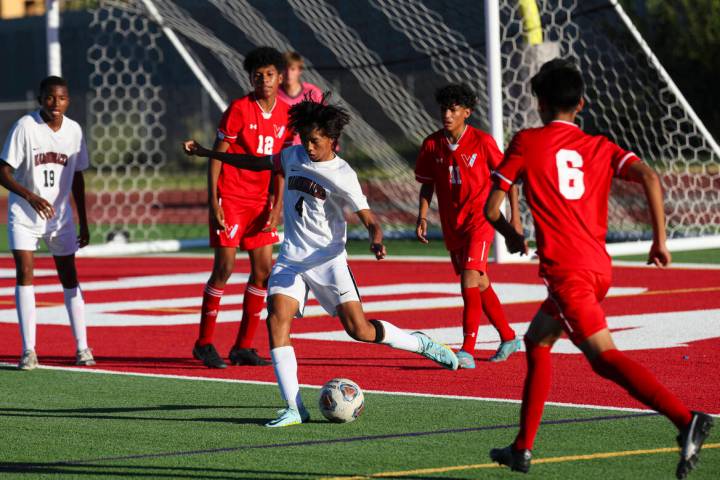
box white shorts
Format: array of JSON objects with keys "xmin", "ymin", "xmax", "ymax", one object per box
[
  {"xmin": 268, "ymin": 256, "xmax": 361, "ymax": 317},
  {"xmin": 8, "ymin": 222, "xmax": 78, "ymax": 256}
]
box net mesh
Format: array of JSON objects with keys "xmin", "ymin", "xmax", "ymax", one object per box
[{"xmin": 86, "ymin": 0, "xmax": 719, "ymax": 246}]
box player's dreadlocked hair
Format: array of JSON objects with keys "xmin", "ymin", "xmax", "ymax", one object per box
[
  {"xmin": 435, "ymin": 83, "xmax": 477, "ymax": 110},
  {"xmin": 531, "ymin": 58, "xmax": 584, "ymax": 112},
  {"xmin": 288, "ymin": 92, "xmax": 350, "ymax": 141},
  {"xmin": 39, "ymin": 76, "xmax": 68, "ymax": 95},
  {"xmin": 243, "ymin": 46, "xmax": 286, "ymax": 74}
]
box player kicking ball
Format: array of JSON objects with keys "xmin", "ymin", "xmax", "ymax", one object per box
[
  {"xmin": 184, "ymin": 94, "xmax": 459, "ymax": 427},
  {"xmin": 485, "ymin": 59, "xmax": 713, "ymax": 478},
  {"xmin": 0, "ymin": 76, "xmax": 95, "ymax": 370},
  {"xmin": 415, "ymin": 84, "xmax": 522, "ymax": 368}
]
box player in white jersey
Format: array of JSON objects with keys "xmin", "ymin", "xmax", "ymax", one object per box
[
  {"xmin": 0, "ymin": 76, "xmax": 95, "ymax": 370},
  {"xmin": 184, "ymin": 94, "xmax": 459, "ymax": 427}
]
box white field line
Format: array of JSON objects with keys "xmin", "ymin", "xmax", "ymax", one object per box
[{"xmin": 4, "ymin": 361, "xmax": 705, "ymax": 414}]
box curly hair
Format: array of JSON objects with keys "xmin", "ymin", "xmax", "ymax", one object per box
[
  {"xmin": 531, "ymin": 58, "xmax": 584, "ymax": 112},
  {"xmin": 39, "ymin": 76, "xmax": 68, "ymax": 95},
  {"xmin": 243, "ymin": 46, "xmax": 286, "ymax": 74},
  {"xmin": 435, "ymin": 83, "xmax": 477, "ymax": 110},
  {"xmin": 288, "ymin": 92, "xmax": 350, "ymax": 141}
]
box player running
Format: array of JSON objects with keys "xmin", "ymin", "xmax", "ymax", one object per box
[
  {"xmin": 184, "ymin": 94, "xmax": 459, "ymax": 428},
  {"xmin": 0, "ymin": 76, "xmax": 95, "ymax": 370},
  {"xmin": 485, "ymin": 59, "xmax": 713, "ymax": 478},
  {"xmin": 194, "ymin": 47, "xmax": 293, "ymax": 369},
  {"xmin": 415, "ymin": 84, "xmax": 521, "ymax": 368}
]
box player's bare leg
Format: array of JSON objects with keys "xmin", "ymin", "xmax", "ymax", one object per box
[
  {"xmin": 194, "ymin": 246, "xmax": 236, "ymax": 368},
  {"xmin": 491, "ymin": 308, "xmax": 562, "ymax": 472},
  {"xmin": 53, "ymin": 254, "xmax": 94, "ymax": 365},
  {"xmin": 13, "ymin": 250, "xmax": 38, "ymax": 370},
  {"xmin": 458, "ymin": 269, "xmax": 518, "ymax": 367},
  {"xmin": 231, "ymin": 244, "xmax": 272, "ymax": 366},
  {"xmin": 266, "ymin": 294, "xmax": 309, "ymax": 427},
  {"xmin": 336, "ymin": 301, "xmax": 458, "ymax": 370}
]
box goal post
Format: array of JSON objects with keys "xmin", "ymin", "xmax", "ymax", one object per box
[{"xmin": 82, "ymin": 0, "xmax": 720, "ymax": 257}]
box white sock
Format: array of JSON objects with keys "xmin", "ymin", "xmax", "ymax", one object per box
[
  {"xmin": 377, "ymin": 320, "xmax": 422, "ymax": 353},
  {"xmin": 64, "ymin": 287, "xmax": 88, "ymax": 351},
  {"xmin": 271, "ymin": 346, "xmax": 303, "ymax": 410},
  {"xmin": 15, "ymin": 285, "xmax": 36, "ymax": 352}
]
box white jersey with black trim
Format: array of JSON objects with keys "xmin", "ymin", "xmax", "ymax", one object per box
[
  {"xmin": 1, "ymin": 110, "xmax": 89, "ymax": 233},
  {"xmin": 278, "ymin": 145, "xmax": 369, "ymax": 268}
]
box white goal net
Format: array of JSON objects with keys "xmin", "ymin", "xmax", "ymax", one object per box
[{"xmin": 85, "ymin": 0, "xmax": 720, "ymax": 253}]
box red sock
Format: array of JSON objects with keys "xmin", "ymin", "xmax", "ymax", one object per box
[
  {"xmin": 197, "ymin": 284, "xmax": 223, "ymax": 346},
  {"xmin": 480, "ymin": 285, "xmax": 515, "ymax": 342},
  {"xmin": 514, "ymin": 339, "xmax": 552, "ymax": 451},
  {"xmin": 590, "ymin": 349, "xmax": 692, "ymax": 429},
  {"xmin": 461, "ymin": 287, "xmax": 483, "ymax": 353},
  {"xmin": 235, "ymin": 285, "xmax": 266, "ymax": 349}
]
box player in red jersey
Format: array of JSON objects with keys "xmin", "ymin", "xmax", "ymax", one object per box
[
  {"xmin": 193, "ymin": 47, "xmax": 293, "ymax": 369},
  {"xmin": 415, "ymin": 84, "xmax": 521, "ymax": 368},
  {"xmin": 485, "ymin": 59, "xmax": 713, "ymax": 478}
]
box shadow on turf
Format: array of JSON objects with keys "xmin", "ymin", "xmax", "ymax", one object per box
[
  {"xmin": 0, "ymin": 404, "xmax": 274, "ymax": 426},
  {"xmin": 0, "ymin": 355, "xmax": 225, "ymax": 370}
]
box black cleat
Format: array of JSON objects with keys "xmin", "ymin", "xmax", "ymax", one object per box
[
  {"xmin": 229, "ymin": 347, "xmax": 271, "ymax": 366},
  {"xmin": 676, "ymin": 411, "xmax": 714, "ymax": 479},
  {"xmin": 192, "ymin": 343, "xmax": 227, "ymax": 369},
  {"xmin": 490, "ymin": 444, "xmax": 532, "ymax": 473}
]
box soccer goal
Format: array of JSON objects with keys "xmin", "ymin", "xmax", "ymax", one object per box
[{"xmin": 81, "ymin": 0, "xmax": 720, "ymax": 258}]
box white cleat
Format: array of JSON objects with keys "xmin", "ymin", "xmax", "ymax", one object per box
[
  {"xmin": 76, "ymin": 348, "xmax": 96, "ymax": 366},
  {"xmin": 18, "ymin": 350, "xmax": 39, "ymax": 371}
]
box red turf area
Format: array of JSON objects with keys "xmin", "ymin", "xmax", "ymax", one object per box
[{"xmin": 0, "ymin": 256, "xmax": 718, "ymax": 414}]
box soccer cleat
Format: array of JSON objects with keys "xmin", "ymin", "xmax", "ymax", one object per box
[
  {"xmin": 676, "ymin": 411, "xmax": 714, "ymax": 479},
  {"xmin": 228, "ymin": 347, "xmax": 271, "ymax": 366},
  {"xmin": 411, "ymin": 331, "xmax": 459, "ymax": 370},
  {"xmin": 18, "ymin": 350, "xmax": 38, "ymax": 371},
  {"xmin": 75, "ymin": 348, "xmax": 96, "ymax": 366},
  {"xmin": 192, "ymin": 343, "xmax": 227, "ymax": 369},
  {"xmin": 490, "ymin": 444, "xmax": 532, "ymax": 473},
  {"xmin": 489, "ymin": 338, "xmax": 522, "ymax": 362},
  {"xmin": 456, "ymin": 350, "xmax": 476, "ymax": 369},
  {"xmin": 265, "ymin": 406, "xmax": 310, "ymax": 428}
]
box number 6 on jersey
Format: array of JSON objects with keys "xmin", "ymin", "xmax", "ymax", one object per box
[{"xmin": 556, "ymin": 149, "xmax": 584, "ymax": 200}]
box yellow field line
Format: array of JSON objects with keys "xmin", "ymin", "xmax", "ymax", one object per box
[
  {"xmin": 320, "ymin": 443, "xmax": 720, "ymax": 479},
  {"xmin": 0, "ymin": 299, "xmax": 61, "ymax": 307}
]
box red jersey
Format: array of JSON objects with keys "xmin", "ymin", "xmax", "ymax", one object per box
[
  {"xmin": 216, "ymin": 95, "xmax": 292, "ymax": 205},
  {"xmin": 494, "ymin": 120, "xmax": 640, "ymax": 276},
  {"xmin": 415, "ymin": 125, "xmax": 502, "ymax": 251}
]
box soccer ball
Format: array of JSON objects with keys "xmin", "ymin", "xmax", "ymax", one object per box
[{"xmin": 318, "ymin": 378, "xmax": 364, "ymax": 423}]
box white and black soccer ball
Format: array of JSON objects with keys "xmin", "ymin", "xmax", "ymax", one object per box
[{"xmin": 318, "ymin": 378, "xmax": 364, "ymax": 423}]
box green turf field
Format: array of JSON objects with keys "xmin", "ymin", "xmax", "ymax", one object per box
[{"xmin": 0, "ymin": 367, "xmax": 716, "ymax": 479}]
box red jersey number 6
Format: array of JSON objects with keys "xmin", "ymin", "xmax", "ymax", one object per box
[{"xmin": 556, "ymin": 149, "xmax": 585, "ymax": 200}]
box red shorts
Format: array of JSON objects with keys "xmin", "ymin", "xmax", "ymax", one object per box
[
  {"xmin": 449, "ymin": 232, "xmax": 492, "ymax": 275},
  {"xmin": 540, "ymin": 269, "xmax": 611, "ymax": 345},
  {"xmin": 209, "ymin": 199, "xmax": 279, "ymax": 251}
]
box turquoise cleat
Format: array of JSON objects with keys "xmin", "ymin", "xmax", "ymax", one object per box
[
  {"xmin": 489, "ymin": 338, "xmax": 522, "ymax": 362},
  {"xmin": 265, "ymin": 406, "xmax": 310, "ymax": 428},
  {"xmin": 456, "ymin": 350, "xmax": 476, "ymax": 369},
  {"xmin": 411, "ymin": 331, "xmax": 459, "ymax": 370}
]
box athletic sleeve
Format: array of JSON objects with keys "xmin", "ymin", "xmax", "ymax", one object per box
[
  {"xmin": 414, "ymin": 137, "xmax": 435, "ymax": 184},
  {"xmin": 75, "ymin": 134, "xmax": 90, "ymax": 171},
  {"xmin": 339, "ymin": 166, "xmax": 370, "ymax": 212},
  {"xmin": 216, "ymin": 100, "xmax": 242, "ymax": 142},
  {"xmin": 484, "ymin": 134, "xmax": 504, "ymax": 170},
  {"xmin": 493, "ymin": 131, "xmax": 526, "ymax": 192},
  {"xmin": 0, "ymin": 120, "xmax": 27, "ymax": 169},
  {"xmin": 608, "ymin": 140, "xmax": 640, "ymax": 180}
]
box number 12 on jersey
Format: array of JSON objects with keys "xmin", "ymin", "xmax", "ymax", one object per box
[
  {"xmin": 256, "ymin": 135, "xmax": 274, "ymax": 155},
  {"xmin": 556, "ymin": 149, "xmax": 584, "ymax": 200}
]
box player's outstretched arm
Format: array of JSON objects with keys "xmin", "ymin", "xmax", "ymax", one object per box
[
  {"xmin": 71, "ymin": 171, "xmax": 90, "ymax": 247},
  {"xmin": 625, "ymin": 161, "xmax": 671, "ymax": 267},
  {"xmin": 508, "ymin": 185, "xmax": 523, "ymax": 234},
  {"xmin": 416, "ymin": 183, "xmax": 433, "ymax": 244},
  {"xmin": 0, "ymin": 161, "xmax": 55, "ymax": 219},
  {"xmin": 356, "ymin": 209, "xmax": 386, "ymax": 260},
  {"xmin": 485, "ymin": 187, "xmax": 528, "ymax": 255},
  {"xmin": 183, "ymin": 140, "xmax": 274, "ymax": 171}
]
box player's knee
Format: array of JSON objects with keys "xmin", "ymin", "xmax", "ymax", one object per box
[{"xmin": 213, "ymin": 263, "xmax": 234, "ymax": 283}]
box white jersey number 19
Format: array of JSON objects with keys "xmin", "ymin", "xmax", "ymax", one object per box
[{"xmin": 556, "ymin": 149, "xmax": 585, "ymax": 200}]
